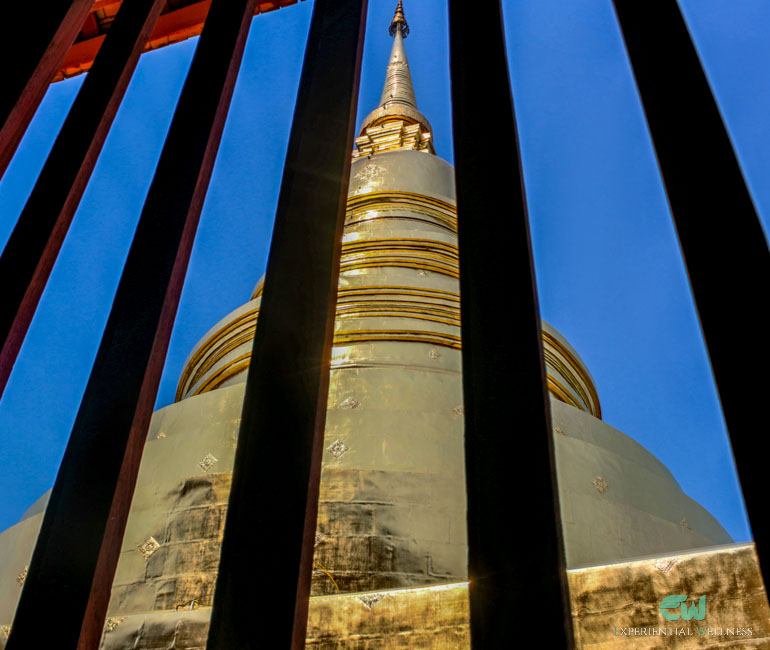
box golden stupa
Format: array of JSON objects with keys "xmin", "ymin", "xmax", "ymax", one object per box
[{"xmin": 0, "ymin": 3, "xmax": 766, "ymax": 647}]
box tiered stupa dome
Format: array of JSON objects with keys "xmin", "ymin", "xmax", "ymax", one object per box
[{"xmin": 0, "ymin": 4, "xmax": 736, "ymax": 647}]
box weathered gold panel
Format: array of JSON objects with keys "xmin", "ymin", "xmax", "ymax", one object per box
[
  {"xmin": 175, "ymin": 183, "xmax": 601, "ymax": 420},
  {"xmin": 305, "ymin": 583, "xmax": 470, "ymax": 648},
  {"xmin": 312, "ymin": 469, "xmax": 467, "ymax": 595},
  {"xmin": 568, "ymin": 543, "xmax": 769, "ymax": 648},
  {"xmin": 108, "ymin": 472, "xmax": 231, "ymax": 615},
  {"xmin": 89, "ymin": 544, "xmax": 769, "ymax": 649}
]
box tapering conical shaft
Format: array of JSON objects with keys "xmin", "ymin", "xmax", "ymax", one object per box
[
  {"xmin": 357, "ymin": 1, "xmax": 433, "ymax": 148},
  {"xmin": 379, "ymin": 29, "xmax": 417, "ymax": 109}
]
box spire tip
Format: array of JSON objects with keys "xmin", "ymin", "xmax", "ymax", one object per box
[{"xmin": 389, "ymin": 0, "xmax": 409, "ymax": 38}]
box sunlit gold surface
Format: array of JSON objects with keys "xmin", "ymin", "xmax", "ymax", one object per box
[
  {"xmin": 549, "ymin": 375, "xmax": 591, "ymax": 412},
  {"xmin": 356, "ymin": 15, "xmax": 434, "ymax": 148},
  {"xmin": 0, "ymin": 7, "xmax": 757, "ymax": 648},
  {"xmin": 338, "ymin": 285, "xmax": 460, "ymax": 300},
  {"xmin": 569, "ymin": 543, "xmax": 768, "ymax": 648},
  {"xmin": 176, "ymin": 188, "xmax": 601, "ymax": 418},
  {"xmin": 353, "ymin": 118, "xmax": 434, "ymax": 157},
  {"xmin": 28, "ymin": 541, "xmax": 763, "ymax": 649},
  {"xmin": 305, "ymin": 582, "xmax": 470, "ymax": 647},
  {"xmin": 175, "ymin": 307, "xmax": 259, "ymax": 400},
  {"xmin": 190, "ymin": 355, "xmax": 251, "ymax": 396},
  {"xmin": 543, "ymin": 328, "xmax": 602, "ymax": 418},
  {"xmin": 344, "ymin": 191, "xmax": 458, "ymax": 232}
]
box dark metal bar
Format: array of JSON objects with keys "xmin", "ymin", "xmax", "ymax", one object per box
[
  {"xmin": 6, "ymin": 0, "xmax": 256, "ymax": 645},
  {"xmin": 206, "ymin": 0, "xmax": 368, "ymax": 647},
  {"xmin": 0, "ymin": 0, "xmax": 167, "ymax": 399},
  {"xmin": 0, "ymin": 0, "xmax": 94, "ymax": 178},
  {"xmin": 448, "ymin": 1, "xmax": 573, "ymax": 647},
  {"xmin": 611, "ymin": 0, "xmax": 770, "ymax": 589}
]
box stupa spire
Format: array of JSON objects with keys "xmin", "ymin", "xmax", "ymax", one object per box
[
  {"xmin": 378, "ymin": 6, "xmax": 417, "ymax": 110},
  {"xmin": 389, "ymin": 0, "xmax": 409, "ymax": 38},
  {"xmin": 354, "ymin": 1, "xmax": 434, "ymax": 156}
]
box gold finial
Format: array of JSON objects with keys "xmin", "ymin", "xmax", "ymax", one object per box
[
  {"xmin": 353, "ymin": 0, "xmax": 434, "ymax": 157},
  {"xmin": 389, "ymin": 0, "xmax": 409, "ymax": 38}
]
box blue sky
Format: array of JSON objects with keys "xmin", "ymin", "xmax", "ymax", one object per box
[{"xmin": 0, "ymin": 0, "xmax": 767, "ymax": 542}]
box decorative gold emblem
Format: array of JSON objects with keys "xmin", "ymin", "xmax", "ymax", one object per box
[
  {"xmin": 592, "ymin": 477, "xmax": 609, "ymax": 494},
  {"xmin": 452, "ymin": 405, "xmax": 464, "ymax": 418},
  {"xmin": 327, "ymin": 440, "xmax": 349, "ymax": 459},
  {"xmin": 1, "ymin": 625, "xmax": 11, "ymax": 639},
  {"xmin": 314, "ymin": 532, "xmax": 325, "ymax": 547},
  {"xmin": 155, "ymin": 431, "xmax": 166, "ymax": 439},
  {"xmin": 339, "ymin": 396, "xmax": 360, "ymax": 410},
  {"xmin": 354, "ymin": 164, "xmax": 386, "ymax": 183},
  {"xmin": 428, "ymin": 348, "xmax": 441, "ymax": 360},
  {"xmin": 681, "ymin": 518, "xmax": 692, "ymax": 530},
  {"xmin": 653, "ymin": 558, "xmax": 680, "ymax": 575},
  {"xmin": 358, "ymin": 593, "xmax": 385, "ymax": 610},
  {"xmin": 105, "ymin": 617, "xmax": 126, "ymax": 632},
  {"xmin": 137, "ymin": 536, "xmax": 161, "ymax": 559},
  {"xmin": 198, "ymin": 453, "xmax": 218, "ymax": 472},
  {"xmin": 16, "ymin": 566, "xmax": 28, "ymax": 586},
  {"xmin": 553, "ymin": 426, "xmax": 565, "ymax": 435}
]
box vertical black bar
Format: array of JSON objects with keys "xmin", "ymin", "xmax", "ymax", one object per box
[
  {"xmin": 0, "ymin": 0, "xmax": 167, "ymax": 399},
  {"xmin": 6, "ymin": 0, "xmax": 257, "ymax": 646},
  {"xmin": 0, "ymin": 0, "xmax": 94, "ymax": 178},
  {"xmin": 207, "ymin": 0, "xmax": 368, "ymax": 647},
  {"xmin": 448, "ymin": 1, "xmax": 573, "ymax": 648},
  {"xmin": 611, "ymin": 0, "xmax": 770, "ymax": 589}
]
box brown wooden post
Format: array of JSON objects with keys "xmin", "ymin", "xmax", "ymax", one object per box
[
  {"xmin": 0, "ymin": 0, "xmax": 94, "ymax": 178},
  {"xmin": 206, "ymin": 0, "xmax": 369, "ymax": 647},
  {"xmin": 6, "ymin": 0, "xmax": 258, "ymax": 646},
  {"xmin": 612, "ymin": 0, "xmax": 770, "ymax": 591},
  {"xmin": 448, "ymin": 0, "xmax": 574, "ymax": 647},
  {"xmin": 0, "ymin": 0, "xmax": 167, "ymax": 399}
]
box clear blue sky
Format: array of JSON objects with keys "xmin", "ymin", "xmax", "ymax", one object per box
[{"xmin": 0, "ymin": 0, "xmax": 768, "ymax": 543}]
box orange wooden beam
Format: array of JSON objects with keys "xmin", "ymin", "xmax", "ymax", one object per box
[{"xmin": 54, "ymin": 0, "xmax": 301, "ymax": 81}]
